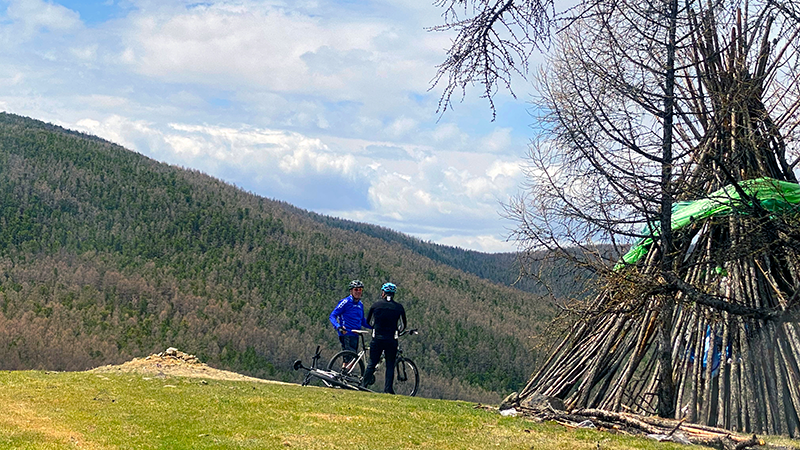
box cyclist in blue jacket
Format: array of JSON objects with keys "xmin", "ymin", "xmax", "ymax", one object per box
[{"xmin": 329, "ymin": 280, "xmax": 371, "ymax": 353}]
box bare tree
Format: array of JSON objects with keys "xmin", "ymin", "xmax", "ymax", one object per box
[
  {"xmin": 430, "ymin": 0, "xmax": 555, "ymax": 117},
  {"xmin": 507, "ymin": 0, "xmax": 695, "ymax": 417}
]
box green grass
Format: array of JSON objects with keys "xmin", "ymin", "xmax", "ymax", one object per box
[{"xmin": 0, "ymin": 370, "xmax": 793, "ymax": 450}]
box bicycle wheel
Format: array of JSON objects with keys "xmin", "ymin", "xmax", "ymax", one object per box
[
  {"xmin": 394, "ymin": 358, "xmax": 419, "ymax": 396},
  {"xmin": 328, "ymin": 351, "xmax": 364, "ymax": 379}
]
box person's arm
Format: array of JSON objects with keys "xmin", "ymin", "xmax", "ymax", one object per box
[
  {"xmin": 329, "ymin": 299, "xmax": 346, "ymax": 330},
  {"xmin": 366, "ymin": 304, "xmax": 375, "ymax": 328},
  {"xmin": 362, "ymin": 304, "xmax": 373, "ymax": 329},
  {"xmin": 399, "ymin": 306, "xmax": 407, "ymax": 333},
  {"xmin": 397, "ymin": 305, "xmax": 408, "ymax": 332}
]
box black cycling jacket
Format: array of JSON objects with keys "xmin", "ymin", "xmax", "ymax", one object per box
[{"xmin": 366, "ymin": 299, "xmax": 406, "ymax": 340}]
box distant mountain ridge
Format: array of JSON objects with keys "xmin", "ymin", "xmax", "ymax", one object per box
[
  {"xmin": 305, "ymin": 211, "xmax": 592, "ymax": 299},
  {"xmin": 0, "ymin": 112, "xmax": 556, "ymax": 402},
  {"xmin": 300, "ymin": 212, "xmax": 518, "ymax": 281}
]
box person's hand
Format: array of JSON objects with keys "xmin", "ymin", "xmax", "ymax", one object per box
[{"xmin": 338, "ymin": 327, "xmax": 347, "ymax": 334}]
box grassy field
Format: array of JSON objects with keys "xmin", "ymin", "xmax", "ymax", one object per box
[{"xmin": 0, "ymin": 370, "xmax": 795, "ymax": 450}]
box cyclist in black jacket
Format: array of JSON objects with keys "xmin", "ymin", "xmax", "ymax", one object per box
[{"xmin": 362, "ymin": 282, "xmax": 407, "ymax": 394}]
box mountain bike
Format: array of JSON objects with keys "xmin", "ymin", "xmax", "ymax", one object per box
[
  {"xmin": 293, "ymin": 346, "xmax": 369, "ymax": 391},
  {"xmin": 327, "ymin": 328, "xmax": 420, "ymax": 396}
]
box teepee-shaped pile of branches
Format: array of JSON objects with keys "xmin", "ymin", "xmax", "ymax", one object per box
[{"xmin": 519, "ymin": 7, "xmax": 800, "ymax": 436}]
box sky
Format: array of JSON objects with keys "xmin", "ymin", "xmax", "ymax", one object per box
[{"xmin": 0, "ymin": 0, "xmax": 546, "ymax": 253}]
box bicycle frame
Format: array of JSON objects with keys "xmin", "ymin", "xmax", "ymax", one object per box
[
  {"xmin": 346, "ymin": 329, "xmax": 414, "ymax": 371},
  {"xmin": 339, "ymin": 330, "xmax": 371, "ymax": 375}
]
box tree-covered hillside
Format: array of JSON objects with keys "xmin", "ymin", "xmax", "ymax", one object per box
[
  {"xmin": 0, "ymin": 112, "xmax": 556, "ymax": 402},
  {"xmin": 303, "ymin": 213, "xmax": 592, "ymax": 299}
]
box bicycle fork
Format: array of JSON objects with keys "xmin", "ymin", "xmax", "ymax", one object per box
[
  {"xmin": 301, "ymin": 346, "xmax": 323, "ymax": 386},
  {"xmin": 396, "ymin": 361, "xmax": 408, "ymax": 382}
]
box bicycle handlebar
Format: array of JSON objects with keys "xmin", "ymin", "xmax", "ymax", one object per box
[{"xmin": 343, "ymin": 328, "xmax": 419, "ymax": 337}]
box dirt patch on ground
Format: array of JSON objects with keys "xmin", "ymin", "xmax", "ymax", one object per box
[{"xmin": 88, "ymin": 347, "xmax": 289, "ymax": 384}]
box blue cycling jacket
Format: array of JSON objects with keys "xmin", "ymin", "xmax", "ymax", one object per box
[{"xmin": 329, "ymin": 295, "xmax": 370, "ymax": 336}]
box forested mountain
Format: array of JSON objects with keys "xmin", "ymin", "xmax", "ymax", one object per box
[
  {"xmin": 0, "ymin": 112, "xmax": 562, "ymax": 402},
  {"xmin": 302, "ymin": 213, "xmax": 592, "ymax": 299}
]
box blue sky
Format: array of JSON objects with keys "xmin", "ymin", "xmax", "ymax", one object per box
[
  {"xmin": 49, "ymin": 0, "xmax": 126, "ymax": 25},
  {"xmin": 0, "ymin": 0, "xmax": 546, "ymax": 253}
]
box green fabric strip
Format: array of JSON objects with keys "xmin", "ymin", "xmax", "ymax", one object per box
[{"xmin": 615, "ymin": 177, "xmax": 800, "ymax": 270}]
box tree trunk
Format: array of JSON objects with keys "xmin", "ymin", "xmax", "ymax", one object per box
[{"xmin": 657, "ymin": 0, "xmax": 679, "ymax": 418}]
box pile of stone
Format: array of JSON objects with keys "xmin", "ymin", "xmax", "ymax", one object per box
[{"xmin": 145, "ymin": 347, "xmax": 201, "ymax": 365}]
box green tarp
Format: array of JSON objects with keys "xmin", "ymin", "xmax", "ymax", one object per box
[{"xmin": 616, "ymin": 177, "xmax": 800, "ymax": 269}]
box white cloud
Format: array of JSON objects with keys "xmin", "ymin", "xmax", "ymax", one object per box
[
  {"xmin": 70, "ymin": 44, "xmax": 99, "ymax": 61},
  {"xmin": 438, "ymin": 234, "xmax": 516, "ymax": 253},
  {"xmin": 362, "ymin": 150, "xmax": 525, "ymax": 238},
  {"xmin": 118, "ymin": 2, "xmax": 436, "ymax": 102},
  {"xmin": 368, "ymin": 172, "xmax": 440, "ymax": 220},
  {"xmin": 125, "ymin": 7, "xmax": 320, "ymax": 88},
  {"xmin": 487, "ymin": 160, "xmax": 523, "ymax": 180},
  {"xmin": 76, "ymin": 94, "xmax": 130, "ymax": 109},
  {"xmin": 387, "ymin": 116, "xmax": 417, "ymax": 137},
  {"xmin": 0, "ymin": 72, "xmax": 25, "ymax": 86},
  {"xmin": 5, "ymin": 0, "xmax": 82, "ymax": 37},
  {"xmin": 432, "ymin": 123, "xmax": 462, "ymax": 142},
  {"xmin": 480, "ymin": 127, "xmax": 513, "ymax": 153},
  {"xmin": 73, "ymin": 118, "xmax": 361, "ymax": 182},
  {"xmin": 75, "ymin": 115, "xmax": 161, "ymax": 152}
]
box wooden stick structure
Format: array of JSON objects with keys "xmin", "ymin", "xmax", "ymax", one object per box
[{"xmin": 519, "ymin": 5, "xmax": 800, "ymax": 439}]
